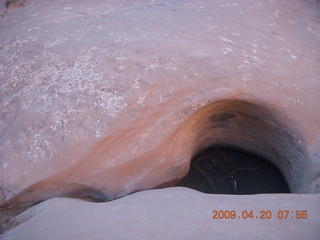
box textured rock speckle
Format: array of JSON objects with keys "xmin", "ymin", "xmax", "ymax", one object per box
[{"xmin": 0, "ymin": 3, "xmax": 319, "ymax": 237}]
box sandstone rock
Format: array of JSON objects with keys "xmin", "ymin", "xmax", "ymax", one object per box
[
  {"xmin": 0, "ymin": 0, "xmax": 319, "ymax": 198},
  {"xmin": 2, "ymin": 188, "xmax": 320, "ymax": 240},
  {"xmin": 0, "ymin": 0, "xmax": 319, "ymax": 237}
]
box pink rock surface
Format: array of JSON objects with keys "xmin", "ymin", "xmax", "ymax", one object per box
[
  {"xmin": 2, "ymin": 188, "xmax": 320, "ymax": 240},
  {"xmin": 1, "ymin": 0, "xmax": 319, "ymax": 199},
  {"xmin": 0, "ymin": 0, "xmax": 320, "ymax": 237}
]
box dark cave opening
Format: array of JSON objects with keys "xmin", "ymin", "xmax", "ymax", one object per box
[{"xmin": 177, "ymin": 146, "xmax": 290, "ymax": 194}]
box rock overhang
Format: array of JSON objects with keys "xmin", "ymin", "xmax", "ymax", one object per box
[{"xmin": 0, "ymin": 0, "xmax": 320, "ymax": 237}]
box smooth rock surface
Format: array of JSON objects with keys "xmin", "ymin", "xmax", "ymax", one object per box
[
  {"xmin": 1, "ymin": 0, "xmax": 319, "ymax": 200},
  {"xmin": 1, "ymin": 188, "xmax": 320, "ymax": 240},
  {"xmin": 0, "ymin": 0, "xmax": 320, "ymax": 237}
]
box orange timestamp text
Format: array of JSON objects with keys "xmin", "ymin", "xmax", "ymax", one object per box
[{"xmin": 212, "ymin": 210, "xmax": 308, "ymax": 220}]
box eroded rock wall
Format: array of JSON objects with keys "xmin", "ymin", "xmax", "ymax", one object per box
[{"xmin": 0, "ymin": 0, "xmax": 319, "ymax": 201}]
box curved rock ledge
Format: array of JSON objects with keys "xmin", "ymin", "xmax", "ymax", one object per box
[
  {"xmin": 0, "ymin": 0, "xmax": 319, "ymax": 237},
  {"xmin": 2, "ymin": 188, "xmax": 320, "ymax": 240}
]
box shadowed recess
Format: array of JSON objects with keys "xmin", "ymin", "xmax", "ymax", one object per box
[
  {"xmin": 170, "ymin": 99, "xmax": 307, "ymax": 194},
  {"xmin": 0, "ymin": 99, "xmax": 308, "ymax": 234},
  {"xmin": 177, "ymin": 146, "xmax": 290, "ymax": 194}
]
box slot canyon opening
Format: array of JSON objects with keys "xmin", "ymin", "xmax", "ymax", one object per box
[{"xmin": 177, "ymin": 145, "xmax": 290, "ymax": 194}]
